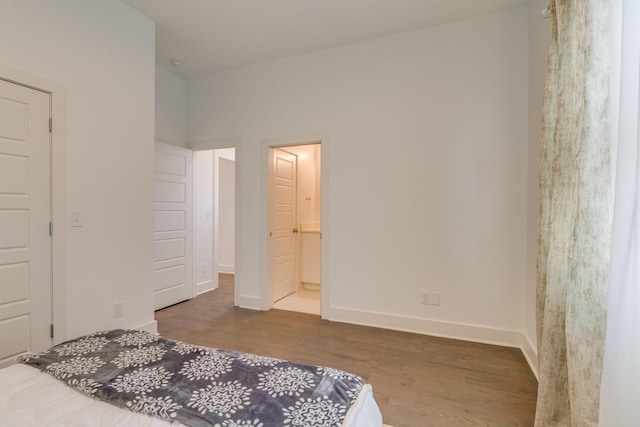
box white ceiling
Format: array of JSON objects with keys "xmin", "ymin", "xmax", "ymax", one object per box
[{"xmin": 123, "ymin": 0, "xmax": 528, "ymax": 79}]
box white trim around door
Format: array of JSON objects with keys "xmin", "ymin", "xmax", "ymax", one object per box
[
  {"xmin": 260, "ymin": 132, "xmax": 330, "ymax": 318},
  {"xmin": 189, "ymin": 138, "xmax": 243, "ymax": 308}
]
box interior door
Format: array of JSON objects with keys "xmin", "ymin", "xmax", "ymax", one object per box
[
  {"xmin": 270, "ymin": 148, "xmax": 298, "ymax": 302},
  {"xmin": 0, "ymin": 79, "xmax": 51, "ymax": 367},
  {"xmin": 153, "ymin": 143, "xmax": 193, "ymax": 310}
]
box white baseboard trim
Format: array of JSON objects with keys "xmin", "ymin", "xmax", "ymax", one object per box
[
  {"xmin": 195, "ymin": 296, "xmax": 540, "ymax": 378},
  {"xmin": 302, "ymin": 282, "xmax": 320, "ymax": 291},
  {"xmin": 327, "ymin": 306, "xmax": 523, "ymax": 347},
  {"xmin": 218, "ymin": 265, "xmax": 235, "ymax": 274},
  {"xmin": 136, "ymin": 320, "xmax": 158, "ymax": 334},
  {"xmin": 236, "ymin": 295, "xmax": 263, "ymax": 311},
  {"xmin": 196, "ymin": 280, "xmax": 216, "ymax": 295},
  {"xmin": 521, "ymin": 333, "xmax": 538, "ymax": 380},
  {"xmin": 326, "ymin": 306, "xmax": 539, "ymax": 378}
]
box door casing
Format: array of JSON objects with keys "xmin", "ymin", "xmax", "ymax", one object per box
[
  {"xmin": 260, "ymin": 133, "xmax": 329, "ymax": 317},
  {"xmin": 190, "ymin": 138, "xmax": 242, "ymax": 307}
]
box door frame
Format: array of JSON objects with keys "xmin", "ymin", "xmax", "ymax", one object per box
[
  {"xmin": 260, "ymin": 133, "xmax": 329, "ymax": 318},
  {"xmin": 190, "ymin": 137, "xmax": 241, "ymax": 307},
  {"xmin": 0, "ymin": 64, "xmax": 67, "ymax": 344}
]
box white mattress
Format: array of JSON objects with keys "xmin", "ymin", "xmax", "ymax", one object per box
[{"xmin": 0, "ymin": 364, "xmax": 382, "ymax": 427}]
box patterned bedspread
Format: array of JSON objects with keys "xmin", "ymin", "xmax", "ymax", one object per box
[{"xmin": 18, "ymin": 329, "xmax": 365, "ymax": 427}]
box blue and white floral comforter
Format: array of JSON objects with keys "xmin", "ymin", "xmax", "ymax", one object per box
[{"xmin": 18, "ymin": 329, "xmax": 366, "ymax": 427}]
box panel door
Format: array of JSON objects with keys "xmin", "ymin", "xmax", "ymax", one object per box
[
  {"xmin": 153, "ymin": 143, "xmax": 193, "ymax": 310},
  {"xmin": 270, "ymin": 148, "xmax": 298, "ymax": 302},
  {"xmin": 0, "ymin": 79, "xmax": 51, "ymax": 367}
]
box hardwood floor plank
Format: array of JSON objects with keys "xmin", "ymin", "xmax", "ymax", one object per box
[{"xmin": 155, "ymin": 274, "xmax": 537, "ymax": 426}]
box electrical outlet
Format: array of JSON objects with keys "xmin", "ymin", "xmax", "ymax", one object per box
[
  {"xmin": 420, "ymin": 291, "xmax": 430, "ymax": 305},
  {"xmin": 431, "ymin": 292, "xmax": 441, "ymax": 306},
  {"xmin": 113, "ymin": 301, "xmax": 124, "ymax": 318}
]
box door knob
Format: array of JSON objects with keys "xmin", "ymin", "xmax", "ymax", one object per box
[{"xmin": 293, "ymin": 227, "xmax": 299, "ymax": 233}]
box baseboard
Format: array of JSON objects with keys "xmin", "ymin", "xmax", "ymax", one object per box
[
  {"xmin": 326, "ymin": 306, "xmax": 523, "ymax": 348},
  {"xmin": 196, "ymin": 280, "xmax": 216, "ymax": 295},
  {"xmin": 326, "ymin": 306, "xmax": 541, "ymax": 379},
  {"xmin": 302, "ymin": 282, "xmax": 320, "ymax": 291},
  {"xmin": 236, "ymin": 295, "xmax": 264, "ymax": 311},
  {"xmin": 521, "ymin": 333, "xmax": 538, "ymax": 380},
  {"xmin": 136, "ymin": 320, "xmax": 158, "ymax": 334},
  {"xmin": 218, "ymin": 264, "xmax": 235, "ymax": 274}
]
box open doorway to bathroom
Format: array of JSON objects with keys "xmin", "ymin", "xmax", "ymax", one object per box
[
  {"xmin": 193, "ymin": 148, "xmax": 236, "ymax": 300},
  {"xmin": 271, "ymin": 143, "xmax": 321, "ymax": 316}
]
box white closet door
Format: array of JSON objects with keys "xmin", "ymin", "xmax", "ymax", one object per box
[
  {"xmin": 153, "ymin": 143, "xmax": 193, "ymax": 310},
  {"xmin": 0, "ymin": 79, "xmax": 51, "ymax": 367}
]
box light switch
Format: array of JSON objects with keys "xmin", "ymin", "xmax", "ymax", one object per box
[
  {"xmin": 207, "ymin": 211, "xmax": 212, "ymax": 220},
  {"xmin": 70, "ymin": 211, "xmax": 83, "ymax": 227}
]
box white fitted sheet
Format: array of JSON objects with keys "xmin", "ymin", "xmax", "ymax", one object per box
[{"xmin": 0, "ymin": 364, "xmax": 382, "ymax": 427}]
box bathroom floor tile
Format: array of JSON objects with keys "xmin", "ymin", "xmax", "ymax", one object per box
[{"xmin": 273, "ymin": 289, "xmax": 320, "ymax": 315}]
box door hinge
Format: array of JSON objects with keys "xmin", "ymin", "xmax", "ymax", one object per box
[
  {"xmin": 49, "ymin": 222, "xmax": 53, "ymax": 236},
  {"xmin": 50, "ymin": 324, "xmax": 54, "ymax": 339},
  {"xmin": 49, "ymin": 118, "xmax": 52, "ymax": 132}
]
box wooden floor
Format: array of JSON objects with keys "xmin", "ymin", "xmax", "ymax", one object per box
[{"xmin": 156, "ymin": 274, "xmax": 537, "ymax": 427}]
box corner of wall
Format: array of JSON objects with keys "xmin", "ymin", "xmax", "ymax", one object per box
[
  {"xmin": 521, "ymin": 332, "xmax": 539, "ymax": 380},
  {"xmin": 236, "ymin": 295, "xmax": 265, "ymax": 311},
  {"xmin": 136, "ymin": 320, "xmax": 158, "ymax": 334}
]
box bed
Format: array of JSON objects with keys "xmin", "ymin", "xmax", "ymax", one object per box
[{"xmin": 0, "ymin": 329, "xmax": 383, "ymax": 426}]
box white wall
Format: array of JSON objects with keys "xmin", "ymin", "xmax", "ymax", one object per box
[
  {"xmin": 194, "ymin": 150, "xmax": 214, "ymax": 292},
  {"xmin": 155, "ymin": 65, "xmax": 188, "ymax": 147},
  {"xmin": 525, "ymin": 0, "xmax": 552, "ymax": 375},
  {"xmin": 0, "ymin": 0, "xmax": 156, "ymax": 338},
  {"xmin": 188, "ymin": 8, "xmax": 529, "ymax": 345}
]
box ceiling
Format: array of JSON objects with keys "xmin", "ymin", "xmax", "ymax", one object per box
[{"xmin": 123, "ymin": 0, "xmax": 528, "ymax": 79}]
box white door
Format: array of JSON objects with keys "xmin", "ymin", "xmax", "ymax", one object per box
[
  {"xmin": 0, "ymin": 79, "xmax": 51, "ymax": 367},
  {"xmin": 269, "ymin": 148, "xmax": 298, "ymax": 302},
  {"xmin": 153, "ymin": 143, "xmax": 193, "ymax": 310}
]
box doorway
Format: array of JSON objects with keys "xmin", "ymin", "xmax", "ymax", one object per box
[
  {"xmin": 193, "ymin": 148, "xmax": 236, "ymax": 298},
  {"xmin": 269, "ymin": 143, "xmax": 322, "ymax": 316}
]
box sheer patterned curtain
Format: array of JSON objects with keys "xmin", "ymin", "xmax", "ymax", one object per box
[
  {"xmin": 599, "ymin": 0, "xmax": 640, "ymax": 424},
  {"xmin": 535, "ymin": 0, "xmax": 611, "ymax": 425}
]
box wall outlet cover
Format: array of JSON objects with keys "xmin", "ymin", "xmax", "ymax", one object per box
[{"xmin": 113, "ymin": 301, "xmax": 124, "ymax": 318}]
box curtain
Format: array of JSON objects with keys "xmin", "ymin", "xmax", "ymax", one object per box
[
  {"xmin": 535, "ymin": 0, "xmax": 611, "ymax": 425},
  {"xmin": 598, "ymin": 0, "xmax": 640, "ymax": 424}
]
